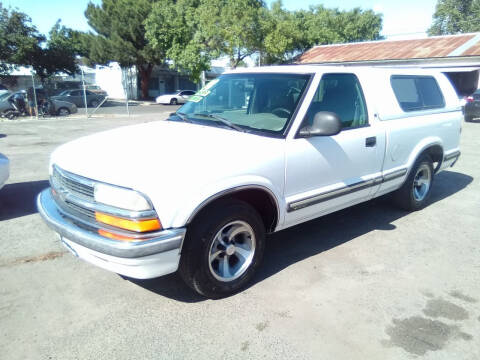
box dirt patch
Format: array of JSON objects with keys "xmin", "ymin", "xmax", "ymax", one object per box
[
  {"xmin": 255, "ymin": 321, "xmax": 269, "ymax": 332},
  {"xmin": 383, "ymin": 316, "xmax": 472, "ymax": 356},
  {"xmin": 423, "ymin": 298, "xmax": 469, "ymax": 321},
  {"xmin": 0, "ymin": 251, "xmax": 66, "ymax": 267},
  {"xmin": 449, "ymin": 290, "xmax": 478, "ymax": 304}
]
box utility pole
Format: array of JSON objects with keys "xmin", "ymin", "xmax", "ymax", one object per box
[
  {"xmin": 31, "ymin": 70, "xmax": 38, "ymax": 120},
  {"xmin": 81, "ymin": 67, "xmax": 88, "ymax": 118}
]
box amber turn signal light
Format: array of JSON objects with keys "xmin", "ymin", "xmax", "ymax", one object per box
[{"xmin": 95, "ymin": 212, "xmax": 162, "ymax": 233}]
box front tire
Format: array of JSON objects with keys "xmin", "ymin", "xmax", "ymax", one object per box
[
  {"xmin": 179, "ymin": 199, "xmax": 265, "ymax": 299},
  {"xmin": 57, "ymin": 107, "xmax": 70, "ymax": 116},
  {"xmin": 392, "ymin": 154, "xmax": 434, "ymax": 211},
  {"xmin": 170, "ymin": 98, "xmax": 178, "ymax": 105}
]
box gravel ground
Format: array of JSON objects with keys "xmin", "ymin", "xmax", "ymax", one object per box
[{"xmin": 0, "ymin": 115, "xmax": 479, "ymax": 360}]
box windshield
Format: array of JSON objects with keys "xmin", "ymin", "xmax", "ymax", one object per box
[{"xmin": 177, "ymin": 73, "xmax": 311, "ymax": 136}]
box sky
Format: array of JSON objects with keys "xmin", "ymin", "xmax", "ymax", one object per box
[{"xmin": 3, "ymin": 0, "xmax": 438, "ymax": 40}]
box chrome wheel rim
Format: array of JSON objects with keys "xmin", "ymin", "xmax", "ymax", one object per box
[
  {"xmin": 208, "ymin": 221, "xmax": 256, "ymax": 282},
  {"xmin": 413, "ymin": 164, "xmax": 431, "ymax": 201}
]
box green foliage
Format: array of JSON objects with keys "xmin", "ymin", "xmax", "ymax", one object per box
[
  {"xmin": 0, "ymin": 3, "xmax": 44, "ymax": 74},
  {"xmin": 145, "ymin": 0, "xmax": 209, "ymax": 81},
  {"xmin": 83, "ymin": 0, "xmax": 164, "ymax": 98},
  {"xmin": 195, "ymin": 0, "xmax": 265, "ymax": 68},
  {"xmin": 0, "ymin": 4, "xmax": 77, "ymax": 80},
  {"xmin": 428, "ymin": 0, "xmax": 480, "ymax": 35},
  {"xmin": 260, "ymin": 1, "xmax": 383, "ymax": 64}
]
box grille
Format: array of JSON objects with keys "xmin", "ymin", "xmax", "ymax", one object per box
[
  {"xmin": 51, "ymin": 166, "xmax": 94, "ymax": 200},
  {"xmin": 51, "ymin": 166, "xmax": 96, "ymax": 222},
  {"xmin": 64, "ymin": 199, "xmax": 95, "ymax": 219}
]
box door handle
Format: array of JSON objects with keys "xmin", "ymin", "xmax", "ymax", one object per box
[{"xmin": 365, "ymin": 136, "xmax": 376, "ymax": 147}]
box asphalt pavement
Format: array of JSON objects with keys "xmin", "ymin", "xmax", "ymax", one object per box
[{"xmin": 0, "ymin": 114, "xmax": 479, "ymax": 360}]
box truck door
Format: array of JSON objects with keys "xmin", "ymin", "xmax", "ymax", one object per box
[{"xmin": 284, "ymin": 73, "xmax": 385, "ymax": 227}]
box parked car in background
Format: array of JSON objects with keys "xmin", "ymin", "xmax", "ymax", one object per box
[
  {"xmin": 464, "ymin": 89, "xmax": 480, "ymax": 122},
  {"xmin": 0, "ymin": 92, "xmax": 77, "ymax": 117},
  {"xmin": 84, "ymin": 85, "xmax": 108, "ymax": 96},
  {"xmin": 0, "ymin": 153, "xmax": 9, "ymax": 191},
  {"xmin": 51, "ymin": 90, "xmax": 105, "ymax": 108},
  {"xmin": 155, "ymin": 90, "xmax": 196, "ymax": 105},
  {"xmin": 44, "ymin": 98, "xmax": 78, "ymax": 116}
]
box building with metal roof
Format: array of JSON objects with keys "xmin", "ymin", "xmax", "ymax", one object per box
[{"xmin": 297, "ymin": 33, "xmax": 480, "ymax": 95}]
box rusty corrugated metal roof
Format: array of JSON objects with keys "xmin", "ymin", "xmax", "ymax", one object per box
[{"xmin": 297, "ymin": 34, "xmax": 480, "ymax": 64}]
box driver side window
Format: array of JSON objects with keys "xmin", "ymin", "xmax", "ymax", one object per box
[{"xmin": 304, "ymin": 73, "xmax": 368, "ymax": 129}]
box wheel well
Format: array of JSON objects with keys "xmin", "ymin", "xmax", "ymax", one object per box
[
  {"xmin": 190, "ymin": 188, "xmax": 279, "ymax": 233},
  {"xmin": 422, "ymin": 145, "xmax": 443, "ymax": 173}
]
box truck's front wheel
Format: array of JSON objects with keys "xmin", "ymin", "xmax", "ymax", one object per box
[{"xmin": 179, "ymin": 199, "xmax": 265, "ymax": 298}]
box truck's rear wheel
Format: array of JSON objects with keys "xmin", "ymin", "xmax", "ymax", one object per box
[
  {"xmin": 392, "ymin": 154, "xmax": 434, "ymax": 211},
  {"xmin": 179, "ymin": 199, "xmax": 265, "ymax": 298}
]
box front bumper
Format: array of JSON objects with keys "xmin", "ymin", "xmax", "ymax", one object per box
[{"xmin": 37, "ymin": 188, "xmax": 186, "ymax": 279}]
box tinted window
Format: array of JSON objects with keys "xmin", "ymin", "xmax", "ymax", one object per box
[
  {"xmin": 391, "ymin": 75, "xmax": 445, "ymax": 112},
  {"xmin": 303, "ymin": 73, "xmax": 368, "ymax": 129},
  {"xmin": 182, "ymin": 90, "xmax": 195, "ymax": 95},
  {"xmin": 70, "ymin": 90, "xmax": 82, "ymax": 96},
  {"xmin": 178, "ymin": 73, "xmax": 311, "ymax": 135}
]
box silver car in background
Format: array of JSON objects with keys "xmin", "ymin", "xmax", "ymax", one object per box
[{"xmin": 52, "ymin": 89, "xmax": 106, "ymax": 108}]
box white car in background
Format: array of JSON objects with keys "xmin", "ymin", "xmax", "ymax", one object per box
[
  {"xmin": 0, "ymin": 153, "xmax": 9, "ymax": 190},
  {"xmin": 155, "ymin": 90, "xmax": 196, "ymax": 105}
]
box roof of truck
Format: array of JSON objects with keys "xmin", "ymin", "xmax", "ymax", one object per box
[{"xmin": 225, "ymin": 65, "xmax": 445, "ymax": 76}]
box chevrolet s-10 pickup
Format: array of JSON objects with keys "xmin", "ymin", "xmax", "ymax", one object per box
[{"xmin": 38, "ymin": 65, "xmax": 462, "ymax": 298}]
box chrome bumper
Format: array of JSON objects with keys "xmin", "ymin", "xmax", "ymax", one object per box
[{"xmin": 37, "ymin": 188, "xmax": 186, "ymax": 259}]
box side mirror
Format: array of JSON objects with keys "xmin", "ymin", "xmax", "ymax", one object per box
[{"xmin": 298, "ymin": 111, "xmax": 342, "ymax": 137}]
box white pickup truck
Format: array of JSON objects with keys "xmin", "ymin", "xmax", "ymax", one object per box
[{"xmin": 38, "ymin": 66, "xmax": 462, "ymax": 298}]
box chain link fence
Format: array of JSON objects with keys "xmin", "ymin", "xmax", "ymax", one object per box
[{"xmin": 0, "ymin": 65, "xmax": 177, "ymax": 121}]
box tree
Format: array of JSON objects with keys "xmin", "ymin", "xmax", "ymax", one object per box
[
  {"xmin": 0, "ymin": 3, "xmax": 44, "ymax": 75},
  {"xmin": 195, "ymin": 0, "xmax": 264, "ymax": 69},
  {"xmin": 260, "ymin": 1, "xmax": 383, "ymax": 65},
  {"xmin": 0, "ymin": 4, "xmax": 77, "ymax": 80},
  {"xmin": 145, "ymin": 0, "xmax": 210, "ymax": 82},
  {"xmin": 33, "ymin": 21, "xmax": 79, "ymax": 80},
  {"xmin": 83, "ymin": 0, "xmax": 164, "ymax": 99},
  {"xmin": 428, "ymin": 0, "xmax": 480, "ymax": 35}
]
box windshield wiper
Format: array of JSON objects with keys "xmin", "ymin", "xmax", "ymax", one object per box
[
  {"xmin": 170, "ymin": 111, "xmax": 192, "ymax": 123},
  {"xmin": 193, "ymin": 113, "xmax": 245, "ymax": 132}
]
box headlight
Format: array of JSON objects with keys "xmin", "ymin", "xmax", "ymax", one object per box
[{"xmin": 94, "ymin": 183, "xmax": 152, "ymax": 211}]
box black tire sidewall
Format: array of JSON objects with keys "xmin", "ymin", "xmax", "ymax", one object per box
[
  {"xmin": 180, "ymin": 200, "xmax": 265, "ymax": 298},
  {"xmin": 170, "ymin": 98, "xmax": 177, "ymax": 105},
  {"xmin": 58, "ymin": 108, "xmax": 70, "ymax": 116},
  {"xmin": 406, "ymin": 155, "xmax": 434, "ymax": 210}
]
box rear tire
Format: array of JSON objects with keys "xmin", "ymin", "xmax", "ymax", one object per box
[
  {"xmin": 179, "ymin": 199, "xmax": 265, "ymax": 299},
  {"xmin": 170, "ymin": 98, "xmax": 178, "ymax": 105},
  {"xmin": 392, "ymin": 154, "xmax": 434, "ymax": 211}
]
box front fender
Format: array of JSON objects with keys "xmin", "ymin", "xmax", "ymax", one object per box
[{"xmin": 169, "ymin": 175, "xmax": 285, "ymax": 229}]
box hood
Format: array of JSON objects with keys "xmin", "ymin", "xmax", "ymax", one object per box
[{"xmin": 51, "ymin": 120, "xmax": 285, "ymax": 226}]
